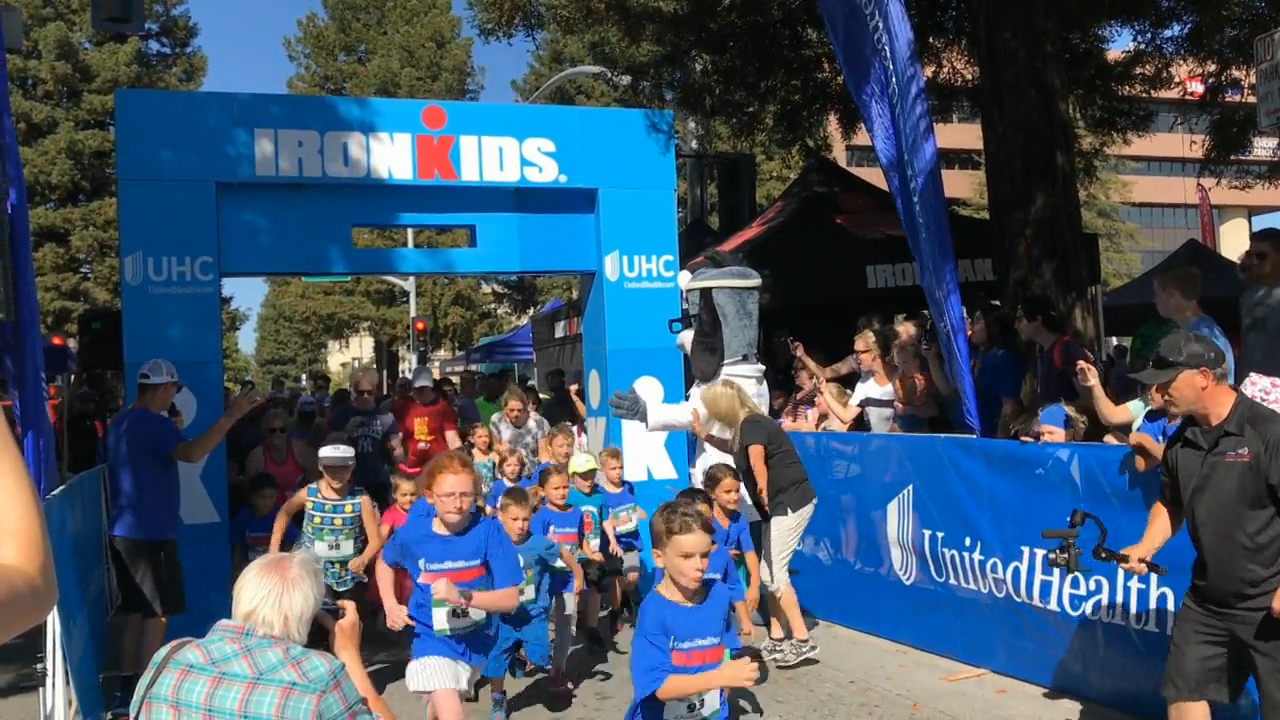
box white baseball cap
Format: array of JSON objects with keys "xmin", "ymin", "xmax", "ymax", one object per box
[
  {"xmin": 137, "ymin": 359, "xmax": 179, "ymax": 385},
  {"xmin": 317, "ymin": 443, "xmax": 357, "ymax": 466},
  {"xmin": 411, "ymin": 366, "xmax": 435, "ymax": 389}
]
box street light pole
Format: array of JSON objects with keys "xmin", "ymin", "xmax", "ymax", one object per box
[
  {"xmin": 524, "ymin": 65, "xmax": 631, "ymax": 104},
  {"xmin": 376, "ymin": 228, "xmax": 418, "ymax": 373}
]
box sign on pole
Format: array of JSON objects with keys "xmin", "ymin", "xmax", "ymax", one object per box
[{"xmin": 1255, "ymin": 26, "xmax": 1280, "ymax": 130}]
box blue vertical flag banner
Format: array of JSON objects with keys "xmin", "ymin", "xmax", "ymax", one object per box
[
  {"xmin": 0, "ymin": 18, "xmax": 57, "ymax": 494},
  {"xmin": 817, "ymin": 0, "xmax": 980, "ymax": 434}
]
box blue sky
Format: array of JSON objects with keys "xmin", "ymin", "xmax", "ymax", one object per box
[{"xmin": 190, "ymin": 0, "xmax": 532, "ymax": 353}]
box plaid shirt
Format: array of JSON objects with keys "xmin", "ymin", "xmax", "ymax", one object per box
[{"xmin": 131, "ymin": 620, "xmax": 375, "ymax": 719}]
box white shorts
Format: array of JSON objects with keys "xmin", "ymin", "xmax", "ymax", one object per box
[
  {"xmin": 760, "ymin": 499, "xmax": 816, "ymax": 593},
  {"xmin": 405, "ymin": 656, "xmax": 474, "ymax": 694}
]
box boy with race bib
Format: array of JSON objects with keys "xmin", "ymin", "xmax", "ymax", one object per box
[
  {"xmin": 271, "ymin": 442, "xmax": 381, "ymax": 631},
  {"xmin": 529, "ymin": 463, "xmax": 586, "ymax": 691},
  {"xmin": 378, "ymin": 450, "xmax": 522, "ymax": 720},
  {"xmin": 567, "ymin": 452, "xmax": 608, "ymax": 649},
  {"xmin": 484, "ymin": 485, "xmax": 578, "ymax": 720},
  {"xmin": 626, "ymin": 499, "xmax": 759, "ymax": 720},
  {"xmin": 599, "ymin": 447, "xmax": 647, "ymax": 634}
]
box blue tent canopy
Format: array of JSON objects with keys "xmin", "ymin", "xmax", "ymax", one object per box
[{"xmin": 464, "ymin": 299, "xmax": 562, "ymax": 364}]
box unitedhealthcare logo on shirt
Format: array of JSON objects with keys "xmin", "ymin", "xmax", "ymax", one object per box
[{"xmin": 884, "ymin": 484, "xmax": 1177, "ymax": 635}]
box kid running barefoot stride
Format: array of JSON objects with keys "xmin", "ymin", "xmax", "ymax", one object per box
[
  {"xmin": 702, "ymin": 464, "xmax": 762, "ymax": 621},
  {"xmin": 599, "ymin": 447, "xmax": 646, "ymax": 633},
  {"xmin": 377, "ymin": 450, "xmax": 522, "ymax": 720},
  {"xmin": 530, "ymin": 464, "xmax": 586, "ymax": 691},
  {"xmin": 567, "ymin": 452, "xmax": 608, "ymax": 649},
  {"xmin": 271, "ymin": 442, "xmax": 382, "ymax": 634},
  {"xmin": 483, "ymin": 486, "xmax": 570, "ymax": 720},
  {"xmin": 484, "ymin": 448, "xmax": 525, "ymax": 517},
  {"xmin": 625, "ymin": 499, "xmax": 760, "ymax": 720}
]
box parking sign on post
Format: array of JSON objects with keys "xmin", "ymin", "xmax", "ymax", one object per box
[{"xmin": 1256, "ymin": 27, "xmax": 1280, "ymax": 130}]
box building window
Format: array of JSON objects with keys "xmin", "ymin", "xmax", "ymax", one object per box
[
  {"xmin": 1119, "ymin": 205, "xmax": 1220, "ymax": 230},
  {"xmin": 843, "ymin": 147, "xmax": 982, "ymax": 170},
  {"xmin": 1115, "ymin": 158, "xmax": 1269, "ymax": 179}
]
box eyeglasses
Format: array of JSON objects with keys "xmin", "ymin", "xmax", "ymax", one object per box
[
  {"xmin": 267, "ymin": 427, "xmax": 287, "ymax": 434},
  {"xmin": 433, "ymin": 491, "xmax": 477, "ymax": 504}
]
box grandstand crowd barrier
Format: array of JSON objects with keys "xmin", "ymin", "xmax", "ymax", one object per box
[{"xmin": 790, "ymin": 432, "xmax": 1260, "ymax": 719}]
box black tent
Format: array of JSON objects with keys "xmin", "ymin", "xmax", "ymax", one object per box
[
  {"xmin": 530, "ymin": 299, "xmax": 584, "ymax": 389},
  {"xmin": 1103, "ymin": 239, "xmax": 1243, "ymax": 337}
]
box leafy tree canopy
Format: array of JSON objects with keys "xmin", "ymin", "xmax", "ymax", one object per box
[{"xmin": 13, "ymin": 0, "xmax": 205, "ymax": 335}]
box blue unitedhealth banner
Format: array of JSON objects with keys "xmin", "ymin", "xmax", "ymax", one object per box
[
  {"xmin": 817, "ymin": 0, "xmax": 979, "ymax": 434},
  {"xmin": 790, "ymin": 432, "xmax": 1259, "ymax": 719}
]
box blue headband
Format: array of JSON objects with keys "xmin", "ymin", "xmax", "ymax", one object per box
[{"xmin": 1038, "ymin": 404, "xmax": 1072, "ymax": 430}]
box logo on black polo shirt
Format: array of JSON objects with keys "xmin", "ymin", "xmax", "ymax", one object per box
[{"xmin": 1224, "ymin": 446, "xmax": 1252, "ymax": 462}]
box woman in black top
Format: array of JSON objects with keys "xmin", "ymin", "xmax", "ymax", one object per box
[{"xmin": 693, "ymin": 379, "xmax": 819, "ymax": 669}]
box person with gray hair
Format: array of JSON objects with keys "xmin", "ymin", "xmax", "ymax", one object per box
[{"xmin": 129, "ymin": 551, "xmax": 394, "ymax": 719}]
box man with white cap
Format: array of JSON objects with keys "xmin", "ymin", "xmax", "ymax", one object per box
[
  {"xmin": 395, "ymin": 365, "xmax": 462, "ymax": 469},
  {"xmin": 106, "ymin": 358, "xmax": 263, "ymax": 715}
]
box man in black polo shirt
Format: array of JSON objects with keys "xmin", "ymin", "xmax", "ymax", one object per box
[{"xmin": 1119, "ymin": 330, "xmax": 1280, "ymax": 718}]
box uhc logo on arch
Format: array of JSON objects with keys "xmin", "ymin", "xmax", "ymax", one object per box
[{"xmin": 253, "ymin": 105, "xmax": 566, "ymax": 184}]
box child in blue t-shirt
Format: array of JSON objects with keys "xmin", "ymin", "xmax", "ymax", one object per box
[
  {"xmin": 599, "ymin": 447, "xmax": 647, "ymax": 634},
  {"xmin": 567, "ymin": 451, "xmax": 608, "ymax": 649},
  {"xmin": 1129, "ymin": 405, "xmax": 1183, "ymax": 474},
  {"xmin": 673, "ymin": 488, "xmax": 753, "ymax": 650},
  {"xmin": 626, "ymin": 499, "xmax": 760, "ymax": 720},
  {"xmin": 483, "ymin": 485, "xmax": 571, "ymax": 719},
  {"xmin": 485, "ymin": 448, "xmax": 525, "ymax": 516},
  {"xmin": 230, "ymin": 473, "xmax": 298, "ymax": 578},
  {"xmin": 530, "ymin": 463, "xmax": 586, "ymax": 690},
  {"xmin": 702, "ymin": 464, "xmax": 761, "ymax": 613},
  {"xmin": 377, "ymin": 450, "xmax": 523, "ymax": 720}
]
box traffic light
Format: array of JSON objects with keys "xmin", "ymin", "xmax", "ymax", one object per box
[
  {"xmin": 412, "ymin": 317, "xmax": 430, "ymax": 355},
  {"xmin": 77, "ymin": 308, "xmax": 123, "ymax": 372},
  {"xmin": 90, "ymin": 0, "xmax": 146, "ymax": 35}
]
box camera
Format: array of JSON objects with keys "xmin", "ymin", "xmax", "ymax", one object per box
[{"xmin": 1039, "ymin": 509, "xmax": 1167, "ymax": 576}]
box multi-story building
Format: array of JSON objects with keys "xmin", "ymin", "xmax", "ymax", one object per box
[{"xmin": 834, "ymin": 75, "xmax": 1280, "ymax": 274}]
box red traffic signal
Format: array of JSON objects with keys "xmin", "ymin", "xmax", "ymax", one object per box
[
  {"xmin": 49, "ymin": 334, "xmax": 66, "ymax": 346},
  {"xmin": 412, "ymin": 316, "xmax": 430, "ymax": 354}
]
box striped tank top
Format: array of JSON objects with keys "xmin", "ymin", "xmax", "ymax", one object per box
[{"xmin": 298, "ymin": 484, "xmax": 367, "ymax": 592}]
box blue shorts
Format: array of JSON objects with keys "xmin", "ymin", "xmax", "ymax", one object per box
[{"xmin": 482, "ymin": 616, "xmax": 550, "ymax": 679}]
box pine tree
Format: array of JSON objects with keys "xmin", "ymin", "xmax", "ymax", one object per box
[{"xmin": 12, "ymin": 0, "xmax": 205, "ymax": 333}]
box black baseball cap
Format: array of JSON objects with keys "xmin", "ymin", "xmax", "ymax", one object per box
[{"xmin": 1130, "ymin": 330, "xmax": 1227, "ymax": 385}]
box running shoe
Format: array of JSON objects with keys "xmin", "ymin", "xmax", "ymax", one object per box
[
  {"xmin": 489, "ymin": 693, "xmax": 508, "ymax": 720},
  {"xmin": 757, "ymin": 638, "xmax": 788, "ymax": 662},
  {"xmin": 775, "ymin": 639, "xmax": 819, "ymax": 668}
]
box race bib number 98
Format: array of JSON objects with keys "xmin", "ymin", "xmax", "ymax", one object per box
[{"xmin": 316, "ymin": 538, "xmax": 355, "ymax": 559}]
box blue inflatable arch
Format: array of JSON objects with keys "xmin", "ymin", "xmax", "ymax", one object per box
[{"xmin": 114, "ymin": 90, "xmax": 690, "ymax": 637}]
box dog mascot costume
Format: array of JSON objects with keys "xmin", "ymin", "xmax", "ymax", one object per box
[{"xmin": 609, "ymin": 251, "xmax": 769, "ymax": 520}]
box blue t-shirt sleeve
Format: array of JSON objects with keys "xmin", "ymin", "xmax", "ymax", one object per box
[
  {"xmin": 529, "ymin": 510, "xmax": 547, "ymax": 537},
  {"xmin": 150, "ymin": 412, "xmax": 185, "ymax": 459},
  {"xmin": 1136, "ymin": 414, "xmax": 1169, "ymax": 445},
  {"xmin": 992, "ymin": 352, "xmax": 1024, "ymax": 402},
  {"xmin": 486, "ymin": 520, "xmax": 524, "ymax": 589},
  {"xmin": 537, "ymin": 536, "xmax": 561, "ymax": 568},
  {"xmin": 733, "ymin": 519, "xmax": 755, "ymax": 554},
  {"xmin": 629, "ymin": 599, "xmax": 673, "ymax": 704},
  {"xmin": 726, "ymin": 559, "xmax": 745, "ymax": 603},
  {"xmin": 381, "ymin": 528, "xmax": 407, "ymax": 570}
]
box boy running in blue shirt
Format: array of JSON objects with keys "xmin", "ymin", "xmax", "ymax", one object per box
[
  {"xmin": 626, "ymin": 499, "xmax": 759, "ymax": 720},
  {"xmin": 230, "ymin": 472, "xmax": 298, "ymax": 578},
  {"xmin": 530, "ymin": 464, "xmax": 586, "ymax": 691},
  {"xmin": 484, "ymin": 486, "xmax": 574, "ymax": 720},
  {"xmin": 599, "ymin": 447, "xmax": 646, "ymax": 634},
  {"xmin": 673, "ymin": 487, "xmax": 754, "ymax": 650},
  {"xmin": 567, "ymin": 452, "xmax": 608, "ymax": 649}
]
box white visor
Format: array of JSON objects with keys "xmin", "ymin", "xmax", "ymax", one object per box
[{"xmin": 317, "ymin": 444, "xmax": 357, "ymax": 466}]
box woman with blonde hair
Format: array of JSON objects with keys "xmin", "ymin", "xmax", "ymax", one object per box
[
  {"xmin": 691, "ymin": 379, "xmax": 819, "ymax": 669},
  {"xmin": 822, "ymin": 327, "xmax": 896, "ymax": 432}
]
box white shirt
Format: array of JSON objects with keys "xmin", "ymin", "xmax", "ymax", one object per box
[{"xmin": 850, "ymin": 375, "xmax": 896, "ymax": 433}]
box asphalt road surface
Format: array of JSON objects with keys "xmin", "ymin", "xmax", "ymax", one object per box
[{"xmin": 0, "ymin": 620, "xmax": 1136, "ymax": 719}]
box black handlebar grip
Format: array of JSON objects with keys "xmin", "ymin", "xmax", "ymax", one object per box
[
  {"xmin": 1144, "ymin": 560, "xmax": 1168, "ymax": 576},
  {"xmin": 1041, "ymin": 528, "xmax": 1079, "ymax": 540}
]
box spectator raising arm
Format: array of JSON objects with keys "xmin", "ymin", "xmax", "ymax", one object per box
[
  {"xmin": 1075, "ymin": 361, "xmax": 1141, "ymax": 428},
  {"xmin": 818, "ymin": 378, "xmax": 863, "ymax": 427},
  {"xmin": 174, "ymin": 388, "xmax": 263, "ymax": 464},
  {"xmin": 0, "ymin": 423, "xmax": 58, "ymax": 644},
  {"xmin": 791, "ymin": 341, "xmax": 858, "ymax": 381}
]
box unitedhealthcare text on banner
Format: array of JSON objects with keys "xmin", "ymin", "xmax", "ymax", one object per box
[{"xmin": 817, "ymin": 0, "xmax": 980, "ymax": 434}]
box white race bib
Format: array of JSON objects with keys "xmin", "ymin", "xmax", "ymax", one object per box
[
  {"xmin": 664, "ymin": 690, "xmax": 721, "ymax": 720},
  {"xmin": 614, "ymin": 509, "xmax": 638, "ymax": 535},
  {"xmin": 431, "ymin": 598, "xmax": 486, "ymax": 636},
  {"xmin": 316, "ymin": 538, "xmax": 355, "ymax": 559},
  {"xmin": 518, "ymin": 571, "xmax": 537, "ymax": 604}
]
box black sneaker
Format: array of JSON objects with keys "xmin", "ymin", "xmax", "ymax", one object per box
[{"xmin": 775, "ymin": 639, "xmax": 819, "ymax": 668}]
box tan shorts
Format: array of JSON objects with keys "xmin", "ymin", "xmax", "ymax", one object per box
[{"xmin": 760, "ymin": 500, "xmax": 816, "ymax": 593}]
